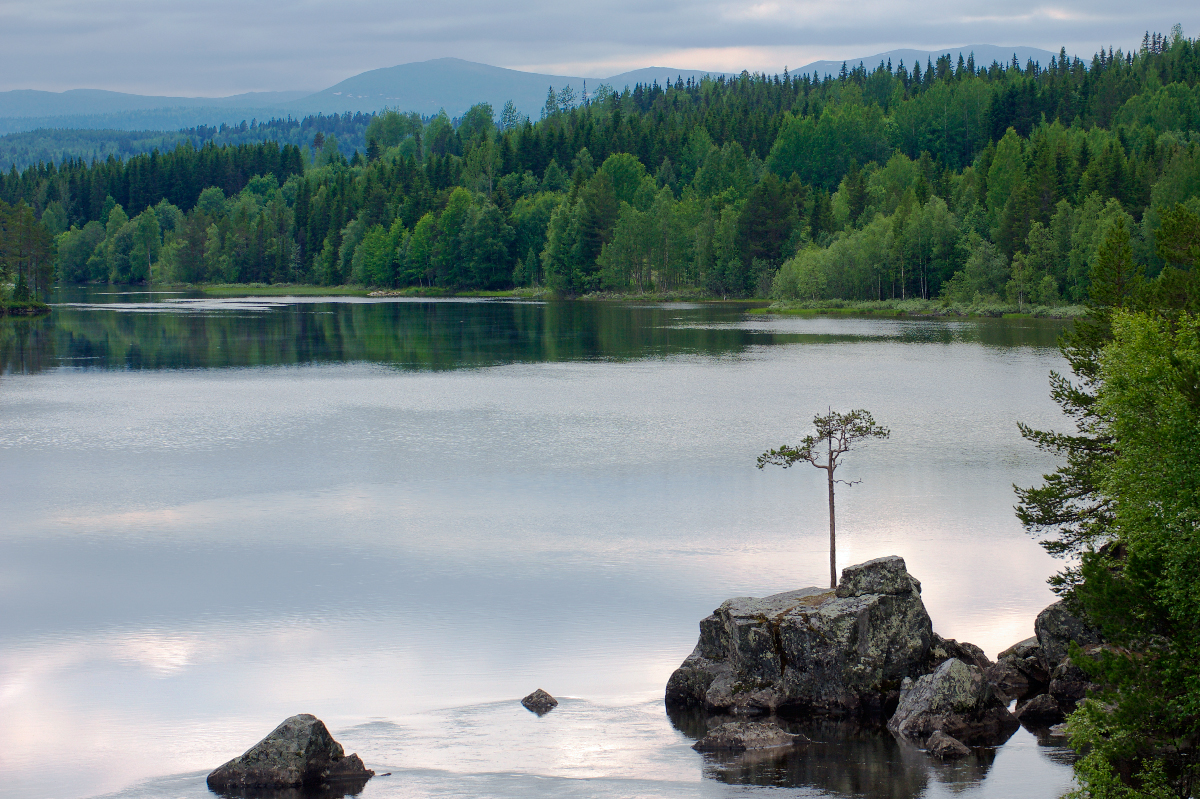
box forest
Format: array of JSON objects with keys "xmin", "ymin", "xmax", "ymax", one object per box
[
  {"xmin": 0, "ymin": 112, "xmax": 379, "ymax": 173},
  {"xmin": 1, "ymin": 29, "xmax": 1199, "ymax": 310}
]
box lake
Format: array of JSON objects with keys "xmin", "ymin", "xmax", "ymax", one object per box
[{"xmin": 0, "ymin": 291, "xmax": 1077, "ymax": 799}]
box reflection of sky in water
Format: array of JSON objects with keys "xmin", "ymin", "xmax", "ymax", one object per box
[{"xmin": 0, "ymin": 306, "xmax": 1078, "ymax": 798}]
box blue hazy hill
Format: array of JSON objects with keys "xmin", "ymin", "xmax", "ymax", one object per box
[{"xmin": 0, "ymin": 47, "xmax": 1066, "ymax": 137}]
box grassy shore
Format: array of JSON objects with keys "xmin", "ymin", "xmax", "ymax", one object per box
[
  {"xmin": 1, "ymin": 300, "xmax": 51, "ymax": 316},
  {"xmin": 756, "ymin": 298, "xmax": 1087, "ymax": 319},
  {"xmin": 190, "ymin": 284, "xmax": 768, "ymax": 303},
  {"xmin": 80, "ymin": 284, "xmax": 1088, "ymax": 319},
  {"xmin": 197, "ymin": 283, "xmax": 372, "ymax": 297}
]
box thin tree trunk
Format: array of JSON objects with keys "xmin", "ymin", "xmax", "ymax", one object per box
[{"xmin": 827, "ymin": 435, "xmax": 836, "ymax": 589}]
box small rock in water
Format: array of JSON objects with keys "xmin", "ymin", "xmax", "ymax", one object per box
[
  {"xmin": 926, "ymin": 730, "xmax": 971, "ymax": 759},
  {"xmin": 521, "ymin": 688, "xmax": 558, "ymax": 715},
  {"xmin": 692, "ymin": 721, "xmax": 808, "ymax": 752},
  {"xmin": 206, "ymin": 713, "xmax": 373, "ymax": 791}
]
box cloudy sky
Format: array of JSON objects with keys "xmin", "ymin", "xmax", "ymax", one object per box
[{"xmin": 2, "ymin": 0, "xmax": 1198, "ymax": 96}]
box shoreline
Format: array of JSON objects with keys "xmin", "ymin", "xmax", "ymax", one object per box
[{"xmin": 42, "ymin": 284, "xmax": 1087, "ymax": 319}]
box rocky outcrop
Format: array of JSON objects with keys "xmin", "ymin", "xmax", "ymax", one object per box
[
  {"xmin": 665, "ymin": 556, "xmax": 933, "ymax": 718},
  {"xmin": 887, "ymin": 659, "xmax": 1020, "ymax": 747},
  {"xmin": 206, "ymin": 714, "xmax": 373, "ymax": 792},
  {"xmin": 1035, "ymin": 601, "xmax": 1102, "ymax": 674},
  {"xmin": 1014, "ymin": 693, "xmax": 1066, "ymax": 726},
  {"xmin": 926, "ymin": 730, "xmax": 972, "ymax": 759},
  {"xmin": 521, "ymin": 689, "xmax": 558, "ymax": 715},
  {"xmin": 692, "ymin": 721, "xmax": 808, "ymax": 752}
]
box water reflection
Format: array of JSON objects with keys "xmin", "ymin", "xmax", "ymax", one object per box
[
  {"xmin": 669, "ymin": 707, "xmax": 1074, "ymax": 798},
  {"xmin": 209, "ymin": 782, "xmax": 370, "ymax": 799},
  {"xmin": 2, "ymin": 290, "xmax": 1081, "ymax": 799},
  {"xmin": 0, "ymin": 289, "xmax": 1071, "ymax": 374}
]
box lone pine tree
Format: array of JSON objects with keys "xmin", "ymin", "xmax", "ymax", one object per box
[{"xmin": 758, "ymin": 409, "xmax": 890, "ymax": 588}]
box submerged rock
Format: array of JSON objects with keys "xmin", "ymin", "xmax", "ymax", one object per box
[
  {"xmin": 692, "ymin": 721, "xmax": 808, "ymax": 752},
  {"xmin": 206, "ymin": 714, "xmax": 373, "ymax": 792},
  {"xmin": 521, "ymin": 689, "xmax": 559, "ymax": 715},
  {"xmin": 926, "ymin": 730, "xmax": 972, "ymax": 759},
  {"xmin": 887, "ymin": 658, "xmax": 1019, "ymax": 747},
  {"xmin": 665, "ymin": 556, "xmax": 933, "ymax": 718}
]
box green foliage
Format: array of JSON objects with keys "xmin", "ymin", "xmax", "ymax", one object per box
[
  {"xmin": 0, "ymin": 200, "xmax": 54, "ymax": 301},
  {"xmin": 1064, "ymin": 311, "xmax": 1200, "ymax": 799},
  {"xmin": 766, "ymin": 100, "xmax": 891, "ymax": 190}
]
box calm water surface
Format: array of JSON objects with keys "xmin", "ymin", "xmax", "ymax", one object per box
[{"xmin": 1, "ymin": 291, "xmax": 1076, "ymax": 799}]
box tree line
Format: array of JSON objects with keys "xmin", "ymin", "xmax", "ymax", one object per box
[
  {"xmin": 1, "ymin": 28, "xmax": 1199, "ymax": 306},
  {"xmin": 0, "ymin": 112, "xmax": 383, "ymax": 174}
]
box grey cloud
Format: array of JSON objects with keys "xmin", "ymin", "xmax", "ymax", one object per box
[{"xmin": 1, "ymin": 0, "xmax": 1197, "ymax": 95}]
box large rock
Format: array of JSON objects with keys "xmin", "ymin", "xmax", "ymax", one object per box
[
  {"xmin": 1048, "ymin": 658, "xmax": 1097, "ymax": 710},
  {"xmin": 1035, "ymin": 601, "xmax": 1102, "ymax": 674},
  {"xmin": 206, "ymin": 714, "xmax": 374, "ymax": 791},
  {"xmin": 887, "ymin": 659, "xmax": 1020, "ymax": 747},
  {"xmin": 665, "ymin": 556, "xmax": 933, "ymax": 718},
  {"xmin": 994, "ymin": 636, "xmax": 1049, "ymax": 692},
  {"xmin": 984, "ymin": 660, "xmax": 1030, "ymax": 701},
  {"xmin": 1014, "ymin": 693, "xmax": 1066, "ymax": 727},
  {"xmin": 692, "ymin": 721, "xmax": 808, "ymax": 752}
]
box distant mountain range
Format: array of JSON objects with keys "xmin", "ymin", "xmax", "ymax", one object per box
[{"xmin": 0, "ymin": 47, "xmax": 1063, "ymax": 135}]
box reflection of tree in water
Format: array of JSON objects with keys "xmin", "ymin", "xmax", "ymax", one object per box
[
  {"xmin": 0, "ymin": 299, "xmax": 767, "ymax": 374},
  {"xmin": 668, "ymin": 706, "xmax": 1001, "ymax": 798},
  {"xmin": 0, "ymin": 293, "xmax": 1071, "ymax": 375},
  {"xmin": 0, "ymin": 314, "xmax": 55, "ymax": 374}
]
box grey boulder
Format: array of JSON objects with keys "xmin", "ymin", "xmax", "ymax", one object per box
[
  {"xmin": 1035, "ymin": 601, "xmax": 1102, "ymax": 674},
  {"xmin": 928, "ymin": 634, "xmax": 992, "ymax": 670},
  {"xmin": 521, "ymin": 689, "xmax": 559, "ymax": 715},
  {"xmin": 1048, "ymin": 658, "xmax": 1097, "ymax": 710},
  {"xmin": 665, "ymin": 556, "xmax": 933, "ymax": 718},
  {"xmin": 692, "ymin": 721, "xmax": 808, "ymax": 752},
  {"xmin": 993, "ymin": 633, "xmax": 1051, "ymax": 691},
  {"xmin": 206, "ymin": 714, "xmax": 373, "ymax": 791},
  {"xmin": 926, "ymin": 730, "xmax": 972, "ymax": 759},
  {"xmin": 984, "ymin": 661, "xmax": 1029, "ymax": 701},
  {"xmin": 1015, "ymin": 693, "xmax": 1066, "ymax": 726},
  {"xmin": 887, "ymin": 658, "xmax": 1019, "ymax": 747}
]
